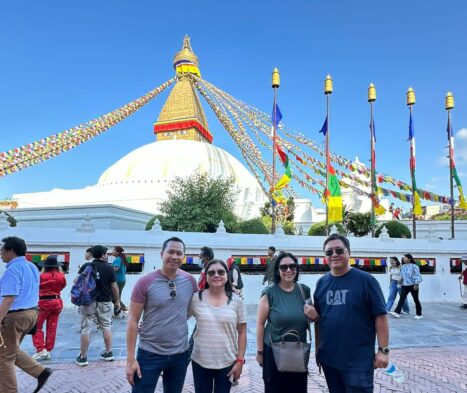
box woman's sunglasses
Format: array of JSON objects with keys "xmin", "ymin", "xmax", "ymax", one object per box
[
  {"xmin": 207, "ymin": 269, "xmax": 226, "ymax": 277},
  {"xmin": 279, "ymin": 263, "xmax": 297, "ymax": 272},
  {"xmin": 324, "ymin": 248, "xmax": 346, "ymax": 257},
  {"xmin": 167, "ymin": 280, "xmax": 177, "ymax": 298}
]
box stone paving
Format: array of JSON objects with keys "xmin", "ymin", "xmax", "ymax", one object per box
[{"xmin": 15, "ymin": 302, "xmax": 467, "ymax": 392}]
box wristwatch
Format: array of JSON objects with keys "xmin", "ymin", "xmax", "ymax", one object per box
[{"xmin": 378, "ymin": 346, "xmax": 390, "ymax": 355}]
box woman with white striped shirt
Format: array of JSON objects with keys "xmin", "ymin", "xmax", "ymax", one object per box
[{"xmin": 189, "ymin": 259, "xmax": 247, "ymax": 393}]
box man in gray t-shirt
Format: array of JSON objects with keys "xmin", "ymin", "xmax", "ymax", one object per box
[{"xmin": 126, "ymin": 237, "xmax": 198, "ymax": 393}]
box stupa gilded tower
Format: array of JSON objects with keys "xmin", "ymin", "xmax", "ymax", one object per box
[{"xmin": 153, "ymin": 36, "xmax": 213, "ymax": 143}]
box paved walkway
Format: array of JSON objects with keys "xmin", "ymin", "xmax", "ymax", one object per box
[{"xmin": 16, "ymin": 302, "xmax": 467, "ymax": 392}]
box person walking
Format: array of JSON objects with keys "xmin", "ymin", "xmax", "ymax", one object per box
[
  {"xmin": 262, "ymin": 246, "xmax": 277, "ymax": 286},
  {"xmin": 75, "ymin": 245, "xmax": 121, "ymax": 366},
  {"xmin": 31, "ymin": 255, "xmax": 67, "ymax": 361},
  {"xmin": 460, "ymin": 256, "xmax": 467, "ymax": 309},
  {"xmin": 126, "ymin": 237, "xmax": 198, "ymax": 393},
  {"xmin": 256, "ymin": 251, "xmax": 316, "ymax": 393},
  {"xmin": 0, "ymin": 236, "xmax": 53, "ymax": 393},
  {"xmin": 198, "ymin": 246, "xmax": 214, "ymax": 290},
  {"xmin": 385, "ymin": 257, "xmax": 409, "ymax": 314},
  {"xmin": 313, "ymin": 234, "xmax": 389, "ymax": 393},
  {"xmin": 112, "ymin": 246, "xmax": 128, "ymax": 312},
  {"xmin": 227, "ymin": 257, "xmax": 243, "ymax": 296},
  {"xmin": 390, "ymin": 253, "xmax": 423, "ymax": 319},
  {"xmin": 189, "ymin": 259, "xmax": 247, "ymax": 392}
]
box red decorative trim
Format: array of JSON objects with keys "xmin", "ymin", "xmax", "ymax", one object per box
[{"xmin": 154, "ymin": 119, "xmax": 213, "ymax": 143}]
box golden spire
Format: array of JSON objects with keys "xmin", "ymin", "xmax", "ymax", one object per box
[
  {"xmin": 173, "ymin": 35, "xmax": 201, "ymax": 77},
  {"xmin": 154, "ymin": 37, "xmax": 212, "ymax": 143}
]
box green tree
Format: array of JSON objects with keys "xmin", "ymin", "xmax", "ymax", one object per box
[
  {"xmin": 146, "ymin": 173, "xmax": 239, "ymax": 233},
  {"xmin": 308, "ymin": 221, "xmax": 345, "ymax": 236},
  {"xmin": 0, "ymin": 210, "xmax": 17, "ymax": 227},
  {"xmin": 238, "ymin": 218, "xmax": 269, "ymax": 234},
  {"xmin": 344, "ymin": 212, "xmax": 373, "ymax": 237},
  {"xmin": 375, "ymin": 221, "xmax": 412, "ymax": 238}
]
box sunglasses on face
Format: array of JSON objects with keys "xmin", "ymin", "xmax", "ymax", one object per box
[
  {"xmin": 167, "ymin": 280, "xmax": 177, "ymax": 298},
  {"xmin": 207, "ymin": 269, "xmax": 226, "ymax": 277},
  {"xmin": 279, "ymin": 263, "xmax": 297, "ymax": 272},
  {"xmin": 324, "ymin": 248, "xmax": 346, "ymax": 257}
]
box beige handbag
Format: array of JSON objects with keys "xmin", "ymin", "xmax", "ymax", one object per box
[{"xmin": 270, "ymin": 284, "xmax": 311, "ymax": 373}]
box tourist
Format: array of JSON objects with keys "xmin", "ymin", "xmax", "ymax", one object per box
[
  {"xmin": 390, "ymin": 253, "xmax": 423, "ymax": 319},
  {"xmin": 0, "ymin": 236, "xmax": 53, "ymax": 393},
  {"xmin": 227, "ymin": 257, "xmax": 243, "ymax": 296},
  {"xmin": 85, "ymin": 247, "xmax": 93, "ymax": 261},
  {"xmin": 314, "ymin": 234, "xmax": 389, "ymax": 393},
  {"xmin": 256, "ymin": 251, "xmax": 315, "ymax": 393},
  {"xmin": 262, "ymin": 246, "xmax": 277, "ymax": 286},
  {"xmin": 32, "ymin": 255, "xmax": 67, "ymax": 361},
  {"xmin": 460, "ymin": 256, "xmax": 467, "ymax": 309},
  {"xmin": 198, "ymin": 246, "xmax": 214, "ymax": 290},
  {"xmin": 75, "ymin": 245, "xmax": 120, "ymax": 366},
  {"xmin": 112, "ymin": 246, "xmax": 128, "ymax": 312},
  {"xmin": 385, "ymin": 257, "xmax": 409, "ymax": 314},
  {"xmin": 126, "ymin": 237, "xmax": 198, "ymax": 393},
  {"xmin": 189, "ymin": 259, "xmax": 247, "ymax": 392}
]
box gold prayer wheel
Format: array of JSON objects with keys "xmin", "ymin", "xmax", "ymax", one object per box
[
  {"xmin": 407, "ymin": 87, "xmax": 416, "ymax": 106},
  {"xmin": 368, "ymin": 83, "xmax": 376, "ymax": 102},
  {"xmin": 272, "ymin": 68, "xmax": 280, "ymax": 88},
  {"xmin": 324, "ymin": 74, "xmax": 333, "ymax": 95},
  {"xmin": 445, "ymin": 92, "xmax": 454, "ymax": 110}
]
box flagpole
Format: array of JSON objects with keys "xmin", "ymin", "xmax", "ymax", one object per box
[
  {"xmin": 271, "ymin": 68, "xmax": 280, "ymax": 234},
  {"xmin": 407, "ymin": 87, "xmax": 416, "ymax": 238},
  {"xmin": 324, "ymin": 75, "xmax": 333, "ymax": 234},
  {"xmin": 368, "ymin": 83, "xmax": 376, "ymax": 237},
  {"xmin": 445, "ymin": 91, "xmax": 455, "ymax": 239}
]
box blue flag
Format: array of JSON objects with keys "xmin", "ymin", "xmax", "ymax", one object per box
[
  {"xmin": 370, "ymin": 118, "xmax": 376, "ymax": 142},
  {"xmin": 319, "ymin": 115, "xmax": 328, "ymax": 136},
  {"xmin": 271, "ymin": 102, "xmax": 282, "ymax": 128},
  {"xmin": 408, "ymin": 112, "xmax": 414, "ymax": 140}
]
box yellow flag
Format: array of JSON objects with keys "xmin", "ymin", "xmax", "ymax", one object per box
[
  {"xmin": 328, "ymin": 195, "xmax": 343, "ymax": 223},
  {"xmin": 413, "ymin": 191, "xmax": 423, "ymax": 215},
  {"xmin": 459, "ymin": 186, "xmax": 467, "ymax": 210}
]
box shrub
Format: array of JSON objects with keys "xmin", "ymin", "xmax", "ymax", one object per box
[
  {"xmin": 308, "ymin": 222, "xmax": 345, "ymax": 236},
  {"xmin": 238, "ymin": 218, "xmax": 269, "ymax": 234},
  {"xmin": 345, "ymin": 212, "xmax": 373, "ymax": 237},
  {"xmin": 375, "ymin": 220, "xmax": 412, "ymax": 238}
]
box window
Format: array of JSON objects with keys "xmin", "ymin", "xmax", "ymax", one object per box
[{"xmin": 26, "ymin": 252, "xmax": 70, "ymax": 274}]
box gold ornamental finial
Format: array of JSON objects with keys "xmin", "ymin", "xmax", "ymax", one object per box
[
  {"xmin": 173, "ymin": 35, "xmax": 200, "ymax": 77},
  {"xmin": 272, "ymin": 68, "xmax": 280, "ymax": 88},
  {"xmin": 445, "ymin": 91, "xmax": 454, "ymax": 110},
  {"xmin": 407, "ymin": 87, "xmax": 416, "ymax": 106},
  {"xmin": 324, "ymin": 74, "xmax": 333, "ymax": 95},
  {"xmin": 368, "ymin": 83, "xmax": 376, "ymax": 102}
]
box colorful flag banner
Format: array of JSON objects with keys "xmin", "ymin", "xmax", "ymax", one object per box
[
  {"xmin": 369, "ymin": 118, "xmax": 386, "ymax": 216},
  {"xmin": 409, "ymin": 112, "xmax": 423, "ymax": 215},
  {"xmin": 325, "ymin": 165, "xmax": 343, "ymax": 222},
  {"xmin": 447, "ymin": 118, "xmax": 467, "ymax": 209}
]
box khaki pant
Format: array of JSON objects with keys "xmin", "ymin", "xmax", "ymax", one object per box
[{"xmin": 0, "ymin": 309, "xmax": 44, "ymax": 393}]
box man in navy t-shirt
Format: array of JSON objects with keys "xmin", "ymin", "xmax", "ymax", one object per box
[{"xmin": 313, "ymin": 234, "xmax": 389, "ymax": 393}]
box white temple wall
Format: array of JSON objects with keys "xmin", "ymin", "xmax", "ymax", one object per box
[{"xmin": 0, "ymin": 224, "xmax": 465, "ymax": 307}]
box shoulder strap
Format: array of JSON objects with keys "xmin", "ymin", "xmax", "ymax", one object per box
[{"xmin": 297, "ymin": 284, "xmax": 312, "ymax": 341}]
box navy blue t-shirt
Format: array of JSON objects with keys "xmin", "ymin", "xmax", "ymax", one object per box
[{"xmin": 313, "ymin": 267, "xmax": 387, "ymax": 372}]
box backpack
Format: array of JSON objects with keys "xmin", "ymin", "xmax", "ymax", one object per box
[
  {"xmin": 228, "ymin": 262, "xmax": 244, "ymax": 290},
  {"xmin": 71, "ymin": 264, "xmax": 97, "ymax": 306}
]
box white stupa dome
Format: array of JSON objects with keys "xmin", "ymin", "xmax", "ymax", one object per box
[{"xmin": 14, "ymin": 140, "xmax": 268, "ymax": 219}]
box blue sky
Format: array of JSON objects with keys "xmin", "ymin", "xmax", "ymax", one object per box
[{"xmin": 1, "ymin": 0, "xmax": 466, "ymax": 208}]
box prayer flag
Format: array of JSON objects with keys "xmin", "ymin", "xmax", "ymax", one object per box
[
  {"xmin": 319, "ymin": 115, "xmax": 328, "ymax": 136},
  {"xmin": 409, "ymin": 112, "xmax": 422, "ymax": 215},
  {"xmin": 271, "ymin": 102, "xmax": 282, "ymax": 128},
  {"xmin": 326, "ymin": 165, "xmax": 343, "ymax": 222}
]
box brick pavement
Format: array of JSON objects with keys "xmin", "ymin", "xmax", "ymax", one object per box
[{"xmin": 16, "ymin": 346, "xmax": 467, "ymax": 392}]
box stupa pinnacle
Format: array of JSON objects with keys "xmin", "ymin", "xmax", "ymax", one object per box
[{"xmin": 153, "ymin": 36, "xmax": 213, "ymax": 143}]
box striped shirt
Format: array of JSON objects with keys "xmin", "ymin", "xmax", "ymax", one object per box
[{"xmin": 189, "ymin": 292, "xmax": 247, "ymax": 369}]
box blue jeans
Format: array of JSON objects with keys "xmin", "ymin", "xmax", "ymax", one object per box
[
  {"xmin": 386, "ymin": 280, "xmax": 409, "ymax": 313},
  {"xmin": 192, "ymin": 360, "xmax": 232, "ymax": 393},
  {"xmin": 322, "ymin": 363, "xmax": 374, "ymax": 393},
  {"xmin": 132, "ymin": 348, "xmax": 190, "ymax": 393}
]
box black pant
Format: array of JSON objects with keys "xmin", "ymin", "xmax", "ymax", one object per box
[
  {"xmin": 262, "ymin": 344, "xmax": 307, "ymax": 393},
  {"xmin": 394, "ymin": 285, "xmax": 422, "ymax": 316},
  {"xmin": 192, "ymin": 361, "xmax": 232, "ymax": 393},
  {"xmin": 321, "ymin": 364, "xmax": 373, "ymax": 393}
]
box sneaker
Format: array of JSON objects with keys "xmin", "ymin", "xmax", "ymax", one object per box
[
  {"xmin": 100, "ymin": 351, "xmax": 114, "ymax": 361},
  {"xmin": 414, "ymin": 315, "xmax": 423, "ymax": 320},
  {"xmin": 75, "ymin": 354, "xmax": 88, "ymax": 366},
  {"xmin": 401, "ymin": 311, "xmax": 410, "ymax": 315},
  {"xmin": 33, "ymin": 367, "xmax": 53, "ymax": 393},
  {"xmin": 42, "ymin": 351, "xmax": 51, "ymax": 360},
  {"xmin": 389, "ymin": 311, "xmax": 401, "ymax": 318},
  {"xmin": 32, "ymin": 349, "xmax": 48, "ymax": 360}
]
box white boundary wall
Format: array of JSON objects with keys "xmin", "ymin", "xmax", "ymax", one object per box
[{"xmin": 0, "ymin": 225, "xmax": 465, "ymax": 306}]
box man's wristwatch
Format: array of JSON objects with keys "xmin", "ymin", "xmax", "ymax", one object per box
[{"xmin": 378, "ymin": 346, "xmax": 390, "ymax": 355}]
